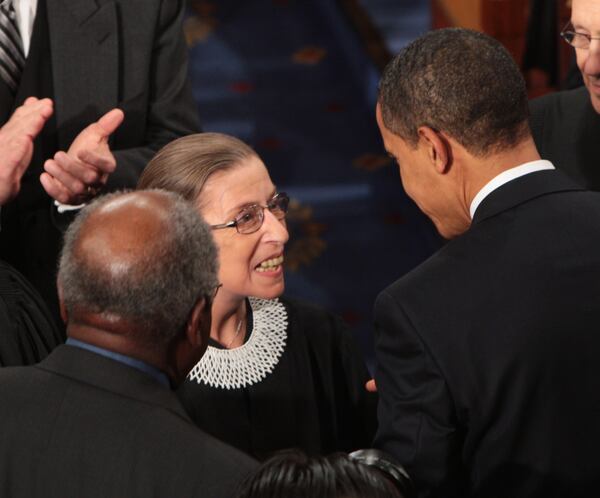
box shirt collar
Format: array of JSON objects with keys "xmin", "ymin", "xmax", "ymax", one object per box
[
  {"xmin": 469, "ymin": 160, "xmax": 555, "ymax": 219},
  {"xmin": 65, "ymin": 338, "xmax": 171, "ymax": 388}
]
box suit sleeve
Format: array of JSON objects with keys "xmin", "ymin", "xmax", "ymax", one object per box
[
  {"xmin": 373, "ymin": 290, "xmax": 466, "ymax": 498},
  {"xmin": 332, "ymin": 314, "xmax": 378, "ymax": 450},
  {"xmin": 108, "ymin": 0, "xmax": 200, "ymax": 189}
]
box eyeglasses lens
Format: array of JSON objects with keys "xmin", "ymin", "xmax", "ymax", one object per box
[
  {"xmin": 268, "ymin": 193, "xmax": 289, "ymax": 220},
  {"xmin": 564, "ymin": 31, "xmax": 589, "ymax": 48},
  {"xmin": 561, "ymin": 23, "xmax": 591, "ymax": 49},
  {"xmin": 235, "ymin": 206, "xmax": 262, "ymax": 234}
]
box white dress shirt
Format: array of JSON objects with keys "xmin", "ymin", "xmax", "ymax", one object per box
[
  {"xmin": 469, "ymin": 160, "xmax": 555, "ymax": 219},
  {"xmin": 12, "ymin": 0, "xmax": 37, "ymax": 57}
]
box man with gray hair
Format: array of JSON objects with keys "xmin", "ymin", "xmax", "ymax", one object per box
[
  {"xmin": 529, "ymin": 0, "xmax": 600, "ymax": 190},
  {"xmin": 0, "ymin": 190, "xmax": 256, "ymax": 497},
  {"xmin": 374, "ymin": 28, "xmax": 600, "ymax": 498}
]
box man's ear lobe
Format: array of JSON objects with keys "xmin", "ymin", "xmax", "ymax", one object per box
[
  {"xmin": 57, "ymin": 280, "xmax": 68, "ymax": 324},
  {"xmin": 186, "ymin": 297, "xmax": 208, "ymax": 347},
  {"xmin": 418, "ymin": 126, "xmax": 451, "ymax": 174}
]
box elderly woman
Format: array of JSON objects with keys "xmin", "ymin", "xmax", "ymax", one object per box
[{"xmin": 138, "ymin": 133, "xmax": 375, "ymax": 459}]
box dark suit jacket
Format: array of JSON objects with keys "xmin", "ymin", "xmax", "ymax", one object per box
[
  {"xmin": 529, "ymin": 86, "xmax": 600, "ymax": 191},
  {"xmin": 0, "ymin": 0, "xmax": 200, "ymax": 332},
  {"xmin": 374, "ymin": 170, "xmax": 600, "ymax": 498},
  {"xmin": 0, "ymin": 345, "xmax": 257, "ymax": 497},
  {"xmin": 46, "ymin": 0, "xmax": 200, "ymax": 189}
]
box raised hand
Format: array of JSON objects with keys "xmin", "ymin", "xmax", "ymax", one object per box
[
  {"xmin": 0, "ymin": 97, "xmax": 53, "ymax": 205},
  {"xmin": 41, "ymin": 108, "xmax": 124, "ymax": 205}
]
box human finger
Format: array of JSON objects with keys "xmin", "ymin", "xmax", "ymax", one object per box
[
  {"xmin": 96, "ymin": 108, "xmax": 124, "ymax": 137},
  {"xmin": 77, "ymin": 149, "xmax": 116, "ymax": 174},
  {"xmin": 55, "ymin": 151, "xmax": 104, "ymax": 185},
  {"xmin": 2, "ymin": 99, "xmax": 53, "ymax": 139},
  {"xmin": 43, "ymin": 157, "xmax": 86, "ymax": 197},
  {"xmin": 79, "ymin": 108, "xmax": 124, "ymax": 143},
  {"xmin": 40, "ymin": 172, "xmax": 77, "ymax": 205}
]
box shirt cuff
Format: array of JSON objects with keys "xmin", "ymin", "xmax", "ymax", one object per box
[{"xmin": 54, "ymin": 200, "xmax": 86, "ymax": 213}]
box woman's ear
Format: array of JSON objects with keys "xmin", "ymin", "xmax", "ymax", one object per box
[{"xmin": 418, "ymin": 126, "xmax": 451, "ymax": 174}]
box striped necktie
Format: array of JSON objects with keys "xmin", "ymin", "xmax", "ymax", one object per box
[{"xmin": 0, "ymin": 0, "xmax": 24, "ymax": 93}]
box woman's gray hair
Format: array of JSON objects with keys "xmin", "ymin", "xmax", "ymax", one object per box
[
  {"xmin": 137, "ymin": 132, "xmax": 257, "ymax": 208},
  {"xmin": 58, "ymin": 190, "xmax": 219, "ymax": 346}
]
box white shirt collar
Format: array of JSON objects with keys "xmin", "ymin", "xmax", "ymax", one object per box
[
  {"xmin": 469, "ymin": 160, "xmax": 555, "ymax": 219},
  {"xmin": 12, "ymin": 0, "xmax": 37, "ymax": 57}
]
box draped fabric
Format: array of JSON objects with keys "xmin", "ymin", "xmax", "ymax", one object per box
[{"xmin": 0, "ymin": 260, "xmax": 63, "ymax": 366}]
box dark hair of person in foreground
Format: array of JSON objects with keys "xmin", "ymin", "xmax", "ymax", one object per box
[{"xmin": 236, "ymin": 449, "xmax": 411, "ymax": 498}]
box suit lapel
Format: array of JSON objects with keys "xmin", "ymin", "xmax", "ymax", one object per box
[
  {"xmin": 47, "ymin": 0, "xmax": 119, "ymax": 148},
  {"xmin": 472, "ymin": 170, "xmax": 585, "ymax": 225}
]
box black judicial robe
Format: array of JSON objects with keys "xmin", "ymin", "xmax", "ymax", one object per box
[
  {"xmin": 0, "ymin": 260, "xmax": 62, "ymax": 366},
  {"xmin": 178, "ymin": 297, "xmax": 377, "ymax": 460},
  {"xmin": 529, "ymin": 86, "xmax": 600, "ymax": 191}
]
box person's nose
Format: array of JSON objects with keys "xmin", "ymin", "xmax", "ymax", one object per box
[
  {"xmin": 582, "ymin": 40, "xmax": 600, "ymax": 76},
  {"xmin": 262, "ymin": 208, "xmax": 289, "ymax": 244}
]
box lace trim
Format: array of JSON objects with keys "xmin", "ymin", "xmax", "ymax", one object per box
[{"xmin": 187, "ymin": 297, "xmax": 288, "ymax": 389}]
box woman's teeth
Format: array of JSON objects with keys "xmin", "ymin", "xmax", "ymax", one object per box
[{"xmin": 256, "ymin": 255, "xmax": 284, "ymax": 272}]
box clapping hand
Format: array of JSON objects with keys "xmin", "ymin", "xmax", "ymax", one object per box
[
  {"xmin": 41, "ymin": 108, "xmax": 124, "ymax": 205},
  {"xmin": 0, "ymin": 97, "xmax": 53, "ymax": 205}
]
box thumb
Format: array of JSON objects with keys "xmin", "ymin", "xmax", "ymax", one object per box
[{"xmin": 96, "ymin": 108, "xmax": 124, "ymax": 137}]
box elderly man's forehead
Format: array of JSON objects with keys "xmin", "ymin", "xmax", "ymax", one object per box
[{"xmin": 572, "ymin": 0, "xmax": 600, "ymax": 31}]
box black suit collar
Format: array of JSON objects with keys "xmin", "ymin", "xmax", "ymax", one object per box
[
  {"xmin": 36, "ymin": 345, "xmax": 192, "ymax": 423},
  {"xmin": 472, "ymin": 170, "xmax": 585, "ymax": 225}
]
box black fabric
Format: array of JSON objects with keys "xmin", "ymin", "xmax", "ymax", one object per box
[
  {"xmin": 0, "ymin": 345, "xmax": 257, "ymax": 497},
  {"xmin": 178, "ymin": 297, "xmax": 377, "ymax": 460},
  {"xmin": 374, "ymin": 170, "xmax": 600, "ymax": 498},
  {"xmin": 0, "ymin": 260, "xmax": 62, "ymax": 366},
  {"xmin": 0, "ymin": 67, "xmax": 14, "ymax": 122},
  {"xmin": 529, "ymin": 86, "xmax": 600, "ymax": 191},
  {"xmin": 522, "ymin": 0, "xmax": 559, "ymax": 86},
  {"xmin": 0, "ymin": 0, "xmax": 63, "ymax": 331}
]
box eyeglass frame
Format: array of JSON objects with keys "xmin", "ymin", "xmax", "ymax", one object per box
[
  {"xmin": 211, "ymin": 283, "xmax": 223, "ymax": 300},
  {"xmin": 560, "ymin": 21, "xmax": 600, "ymax": 49},
  {"xmin": 210, "ymin": 192, "xmax": 289, "ymax": 235}
]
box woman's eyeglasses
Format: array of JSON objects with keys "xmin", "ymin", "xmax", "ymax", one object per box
[{"xmin": 211, "ymin": 192, "xmax": 289, "ymax": 235}]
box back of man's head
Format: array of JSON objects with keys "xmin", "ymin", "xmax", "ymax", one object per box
[
  {"xmin": 378, "ymin": 28, "xmax": 530, "ymax": 157},
  {"xmin": 58, "ymin": 190, "xmax": 218, "ymax": 349}
]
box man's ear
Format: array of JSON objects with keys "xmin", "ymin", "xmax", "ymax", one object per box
[
  {"xmin": 418, "ymin": 126, "xmax": 451, "ymax": 174},
  {"xmin": 186, "ymin": 297, "xmax": 210, "ymax": 348},
  {"xmin": 57, "ymin": 280, "xmax": 68, "ymax": 324}
]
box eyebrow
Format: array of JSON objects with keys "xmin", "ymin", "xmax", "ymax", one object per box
[{"xmin": 225, "ymin": 188, "xmax": 278, "ymax": 217}]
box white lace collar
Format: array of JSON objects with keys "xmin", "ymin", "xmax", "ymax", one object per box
[{"xmin": 187, "ymin": 297, "xmax": 288, "ymax": 389}]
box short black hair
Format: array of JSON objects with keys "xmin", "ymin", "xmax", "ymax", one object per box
[
  {"xmin": 378, "ymin": 28, "xmax": 530, "ymax": 156},
  {"xmin": 236, "ymin": 450, "xmax": 405, "ymax": 498}
]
